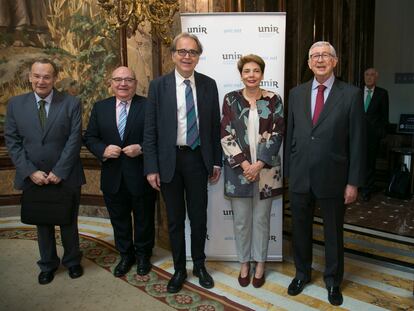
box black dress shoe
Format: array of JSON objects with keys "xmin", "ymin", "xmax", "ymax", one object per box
[
  {"xmin": 136, "ymin": 257, "xmax": 152, "ymax": 276},
  {"xmin": 362, "ymin": 192, "xmax": 371, "ymax": 202},
  {"xmin": 167, "ymin": 270, "xmax": 187, "ymax": 293},
  {"xmin": 38, "ymin": 268, "xmax": 57, "ymax": 285},
  {"xmin": 287, "ymin": 278, "xmax": 309, "ymax": 296},
  {"xmin": 68, "ymin": 265, "xmax": 83, "ymax": 279},
  {"xmin": 193, "ymin": 266, "xmax": 214, "ymax": 289},
  {"xmin": 327, "ymin": 286, "xmax": 343, "ymax": 306},
  {"xmin": 114, "ymin": 257, "xmax": 135, "ymax": 277}
]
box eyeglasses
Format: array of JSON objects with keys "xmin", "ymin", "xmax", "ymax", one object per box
[
  {"xmin": 111, "ymin": 77, "xmax": 136, "ymax": 84},
  {"xmin": 175, "ymin": 49, "xmax": 200, "ymax": 57},
  {"xmin": 310, "ymin": 53, "xmax": 334, "ymax": 61}
]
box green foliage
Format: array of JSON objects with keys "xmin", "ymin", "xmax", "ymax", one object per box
[{"xmin": 67, "ymin": 12, "xmax": 118, "ymax": 120}]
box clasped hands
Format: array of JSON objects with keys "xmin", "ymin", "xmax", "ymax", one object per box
[
  {"xmin": 30, "ymin": 171, "xmax": 61, "ymax": 185},
  {"xmin": 103, "ymin": 144, "xmax": 142, "ymax": 159},
  {"xmin": 241, "ymin": 160, "xmax": 264, "ymax": 182}
]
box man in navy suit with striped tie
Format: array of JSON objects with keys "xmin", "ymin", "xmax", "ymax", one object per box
[
  {"xmin": 144, "ymin": 33, "xmax": 222, "ymax": 293},
  {"xmin": 84, "ymin": 66, "xmax": 156, "ymax": 278}
]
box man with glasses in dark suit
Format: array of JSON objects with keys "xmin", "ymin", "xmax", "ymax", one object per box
[
  {"xmin": 84, "ymin": 66, "xmax": 156, "ymax": 278},
  {"xmin": 285, "ymin": 41, "xmax": 366, "ymax": 306},
  {"xmin": 144, "ymin": 32, "xmax": 222, "ymax": 293}
]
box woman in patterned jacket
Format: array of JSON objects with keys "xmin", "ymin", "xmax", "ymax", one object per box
[{"xmin": 221, "ymin": 54, "xmax": 284, "ymax": 288}]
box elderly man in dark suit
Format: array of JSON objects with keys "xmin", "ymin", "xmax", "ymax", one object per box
[
  {"xmin": 84, "ymin": 66, "xmax": 156, "ymax": 278},
  {"xmin": 361, "ymin": 68, "xmax": 389, "ymax": 201},
  {"xmin": 285, "ymin": 41, "xmax": 366, "ymax": 306},
  {"xmin": 143, "ymin": 32, "xmax": 222, "ymax": 293},
  {"xmin": 4, "ymin": 58, "xmax": 85, "ymax": 284}
]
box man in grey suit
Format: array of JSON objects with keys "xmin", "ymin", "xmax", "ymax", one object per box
[
  {"xmin": 5, "ymin": 58, "xmax": 85, "ymax": 285},
  {"xmin": 144, "ymin": 32, "xmax": 222, "ymax": 293},
  {"xmin": 285, "ymin": 42, "xmax": 366, "ymax": 305}
]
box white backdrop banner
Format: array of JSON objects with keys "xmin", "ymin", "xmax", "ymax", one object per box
[{"xmin": 181, "ymin": 12, "xmax": 286, "ymax": 261}]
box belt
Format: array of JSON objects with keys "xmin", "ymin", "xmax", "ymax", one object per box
[{"xmin": 177, "ymin": 145, "xmax": 196, "ymax": 151}]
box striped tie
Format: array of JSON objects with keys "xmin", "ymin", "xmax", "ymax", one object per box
[
  {"xmin": 38, "ymin": 100, "xmax": 47, "ymax": 129},
  {"xmin": 118, "ymin": 101, "xmax": 127, "ymax": 140},
  {"xmin": 184, "ymin": 80, "xmax": 199, "ymax": 149}
]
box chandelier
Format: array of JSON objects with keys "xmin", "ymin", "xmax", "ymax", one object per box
[{"xmin": 97, "ymin": 0, "xmax": 179, "ymax": 45}]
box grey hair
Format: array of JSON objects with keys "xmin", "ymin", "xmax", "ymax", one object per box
[
  {"xmin": 308, "ymin": 41, "xmax": 337, "ymax": 58},
  {"xmin": 31, "ymin": 58, "xmax": 59, "ymax": 76},
  {"xmin": 170, "ymin": 32, "xmax": 203, "ymax": 55}
]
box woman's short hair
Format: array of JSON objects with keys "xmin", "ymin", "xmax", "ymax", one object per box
[{"xmin": 237, "ymin": 54, "xmax": 265, "ymax": 74}]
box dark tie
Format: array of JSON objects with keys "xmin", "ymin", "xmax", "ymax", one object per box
[
  {"xmin": 118, "ymin": 101, "xmax": 127, "ymax": 140},
  {"xmin": 38, "ymin": 100, "xmax": 47, "ymax": 129},
  {"xmin": 364, "ymin": 89, "xmax": 372, "ymax": 112},
  {"xmin": 312, "ymin": 84, "xmax": 327, "ymax": 125},
  {"xmin": 184, "ymin": 80, "xmax": 200, "ymax": 149}
]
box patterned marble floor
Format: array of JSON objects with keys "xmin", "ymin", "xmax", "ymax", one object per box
[{"xmin": 0, "ymin": 215, "xmax": 413, "ymax": 310}]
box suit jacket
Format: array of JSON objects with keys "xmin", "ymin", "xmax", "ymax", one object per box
[
  {"xmin": 143, "ymin": 70, "xmax": 222, "ymax": 183},
  {"xmin": 285, "ymin": 78, "xmax": 366, "ymax": 198},
  {"xmin": 364, "ymin": 86, "xmax": 389, "ymax": 139},
  {"xmin": 84, "ymin": 94, "xmax": 152, "ymax": 195},
  {"xmin": 4, "ymin": 89, "xmax": 85, "ymax": 190}
]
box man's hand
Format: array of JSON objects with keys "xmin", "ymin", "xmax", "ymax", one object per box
[
  {"xmin": 30, "ymin": 171, "xmax": 48, "ymax": 185},
  {"xmin": 344, "ymin": 184, "xmax": 358, "ymax": 204},
  {"xmin": 209, "ymin": 167, "xmax": 221, "ymax": 184},
  {"xmin": 122, "ymin": 144, "xmax": 142, "ymax": 158},
  {"xmin": 46, "ymin": 172, "xmax": 61, "ymax": 184},
  {"xmin": 147, "ymin": 173, "xmax": 160, "ymax": 191},
  {"xmin": 103, "ymin": 145, "xmax": 122, "ymax": 159}
]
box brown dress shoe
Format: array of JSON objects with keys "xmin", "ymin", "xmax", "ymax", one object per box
[
  {"xmin": 237, "ymin": 265, "xmax": 250, "ymax": 287},
  {"xmin": 252, "ymin": 272, "xmax": 265, "ymax": 288}
]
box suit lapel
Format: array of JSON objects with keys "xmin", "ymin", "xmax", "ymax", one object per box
[
  {"xmin": 367, "ymin": 89, "xmax": 378, "ymax": 113},
  {"xmin": 194, "ymin": 72, "xmax": 205, "ymax": 126},
  {"xmin": 43, "ymin": 89, "xmax": 64, "ymax": 139},
  {"xmin": 313, "ymin": 79, "xmax": 342, "ymax": 127},
  {"xmin": 108, "ymin": 97, "xmax": 121, "ymax": 142},
  {"xmin": 123, "ymin": 95, "xmax": 143, "ymax": 141},
  {"xmin": 303, "ymin": 81, "xmax": 313, "ymax": 127},
  {"xmin": 28, "ymin": 93, "xmax": 43, "ymax": 135},
  {"xmin": 166, "ymin": 71, "xmax": 178, "ymax": 127}
]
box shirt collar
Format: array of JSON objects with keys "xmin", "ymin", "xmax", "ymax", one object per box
[
  {"xmin": 34, "ymin": 90, "xmax": 54, "ymax": 104},
  {"xmin": 116, "ymin": 98, "xmax": 132, "ymax": 107},
  {"xmin": 312, "ymin": 74, "xmax": 335, "ymax": 90},
  {"xmin": 364, "ymin": 86, "xmax": 375, "ymax": 92},
  {"xmin": 175, "ymin": 69, "xmax": 195, "ymax": 86}
]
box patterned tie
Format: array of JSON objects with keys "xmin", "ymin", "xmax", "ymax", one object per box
[
  {"xmin": 312, "ymin": 84, "xmax": 327, "ymax": 125},
  {"xmin": 365, "ymin": 89, "xmax": 372, "ymax": 112},
  {"xmin": 184, "ymin": 80, "xmax": 200, "ymax": 149},
  {"xmin": 38, "ymin": 100, "xmax": 47, "ymax": 129},
  {"xmin": 118, "ymin": 101, "xmax": 127, "ymax": 140}
]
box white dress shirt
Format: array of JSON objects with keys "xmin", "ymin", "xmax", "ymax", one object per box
[
  {"xmin": 175, "ymin": 70, "xmax": 199, "ymax": 146},
  {"xmin": 34, "ymin": 90, "xmax": 53, "ymax": 116},
  {"xmin": 115, "ymin": 98, "xmax": 131, "ymax": 126},
  {"xmin": 310, "ymin": 74, "xmax": 335, "ymax": 118}
]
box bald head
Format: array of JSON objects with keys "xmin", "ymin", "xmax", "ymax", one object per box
[
  {"xmin": 110, "ymin": 66, "xmax": 137, "ymax": 101},
  {"xmin": 364, "ymin": 68, "xmax": 378, "ymax": 89}
]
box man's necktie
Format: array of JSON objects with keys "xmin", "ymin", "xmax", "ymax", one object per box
[
  {"xmin": 312, "ymin": 84, "xmax": 327, "ymax": 125},
  {"xmin": 364, "ymin": 89, "xmax": 372, "ymax": 112},
  {"xmin": 118, "ymin": 101, "xmax": 127, "ymax": 140},
  {"xmin": 184, "ymin": 80, "xmax": 200, "ymax": 149},
  {"xmin": 38, "ymin": 100, "xmax": 47, "ymax": 129}
]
